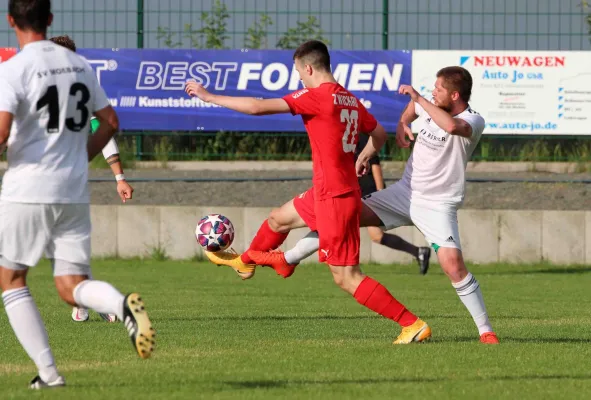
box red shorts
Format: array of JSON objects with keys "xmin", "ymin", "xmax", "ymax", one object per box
[{"xmin": 293, "ymin": 187, "xmax": 361, "ymax": 266}]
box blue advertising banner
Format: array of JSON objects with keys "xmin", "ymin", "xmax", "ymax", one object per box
[{"xmin": 78, "ymin": 49, "xmax": 411, "ymax": 132}]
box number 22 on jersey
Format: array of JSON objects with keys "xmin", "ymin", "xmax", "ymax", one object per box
[{"xmin": 341, "ymin": 109, "xmax": 358, "ymax": 153}]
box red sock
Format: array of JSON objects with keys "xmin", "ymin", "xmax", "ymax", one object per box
[
  {"xmin": 240, "ymin": 219, "xmax": 288, "ymax": 264},
  {"xmin": 354, "ymin": 276, "xmax": 418, "ymax": 327}
]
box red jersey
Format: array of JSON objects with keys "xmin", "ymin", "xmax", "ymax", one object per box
[{"xmin": 282, "ymin": 83, "xmax": 377, "ymax": 200}]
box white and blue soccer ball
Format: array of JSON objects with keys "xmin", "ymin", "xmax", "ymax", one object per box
[{"xmin": 195, "ymin": 214, "xmax": 235, "ymax": 252}]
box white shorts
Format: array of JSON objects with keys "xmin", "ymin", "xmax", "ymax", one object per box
[
  {"xmin": 0, "ymin": 201, "xmax": 92, "ymax": 276},
  {"xmin": 362, "ymin": 182, "xmax": 462, "ymax": 251}
]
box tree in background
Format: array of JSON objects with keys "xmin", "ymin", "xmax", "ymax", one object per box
[
  {"xmin": 158, "ymin": 5, "xmax": 330, "ymax": 51},
  {"xmin": 276, "ymin": 16, "xmax": 330, "ymax": 49},
  {"xmin": 156, "ymin": 0, "xmax": 230, "ymax": 49},
  {"xmin": 583, "ymin": 1, "xmax": 591, "ymax": 38},
  {"xmin": 244, "ymin": 14, "xmax": 273, "ymax": 49}
]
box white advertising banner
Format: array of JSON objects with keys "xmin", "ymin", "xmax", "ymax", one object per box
[{"xmin": 412, "ymin": 51, "xmax": 591, "ymax": 135}]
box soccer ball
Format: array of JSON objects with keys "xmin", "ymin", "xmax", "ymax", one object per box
[{"xmin": 195, "ymin": 214, "xmax": 235, "ymax": 252}]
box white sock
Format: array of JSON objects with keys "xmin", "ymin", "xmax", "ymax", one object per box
[
  {"xmin": 452, "ymin": 273, "xmax": 493, "ymax": 335},
  {"xmin": 2, "ymin": 287, "xmax": 60, "ymax": 383},
  {"xmin": 285, "ymin": 231, "xmax": 320, "ymax": 265},
  {"xmin": 73, "ymin": 280, "xmax": 125, "ymax": 321},
  {"xmin": 77, "ymin": 271, "xmax": 93, "ymax": 312}
]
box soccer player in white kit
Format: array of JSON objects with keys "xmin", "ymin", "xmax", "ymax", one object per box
[
  {"xmin": 48, "ymin": 35, "xmax": 134, "ymax": 324},
  {"xmin": 0, "ymin": 0, "xmax": 156, "ymax": 389},
  {"xmin": 251, "ymin": 66, "xmax": 499, "ymax": 344}
]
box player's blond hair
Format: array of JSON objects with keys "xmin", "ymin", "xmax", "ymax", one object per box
[{"xmin": 49, "ymin": 35, "xmax": 76, "ymax": 52}]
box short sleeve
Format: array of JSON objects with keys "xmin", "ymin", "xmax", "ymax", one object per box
[
  {"xmin": 92, "ymin": 78, "xmax": 110, "ymax": 113},
  {"xmin": 83, "ymin": 59, "xmax": 110, "ymax": 113},
  {"xmin": 282, "ymin": 88, "xmax": 322, "ymax": 116},
  {"xmin": 0, "ymin": 68, "xmax": 21, "ymax": 114},
  {"xmin": 358, "ymin": 102, "xmax": 378, "ymax": 133},
  {"xmin": 458, "ymin": 110, "xmax": 485, "ymax": 140}
]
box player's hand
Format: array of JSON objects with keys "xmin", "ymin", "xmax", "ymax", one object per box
[
  {"xmin": 355, "ymin": 157, "xmax": 370, "ymax": 177},
  {"xmin": 185, "ymin": 80, "xmax": 212, "ymax": 102},
  {"xmin": 396, "ymin": 123, "xmax": 415, "ymax": 148},
  {"xmin": 398, "ymin": 85, "xmax": 420, "ymax": 102},
  {"xmin": 117, "ymin": 180, "xmax": 134, "ymax": 203}
]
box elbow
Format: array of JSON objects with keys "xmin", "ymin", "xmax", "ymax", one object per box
[
  {"xmin": 248, "ymin": 104, "xmax": 265, "ymax": 116},
  {"xmin": 107, "ymin": 113, "xmax": 120, "ymax": 134},
  {"xmin": 445, "ymin": 121, "xmax": 459, "ymax": 134},
  {"xmin": 248, "ymin": 99, "xmax": 270, "ymax": 116}
]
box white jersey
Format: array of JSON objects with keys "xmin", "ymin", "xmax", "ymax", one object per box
[
  {"xmin": 0, "ymin": 40, "xmax": 110, "ymax": 203},
  {"xmin": 400, "ymin": 101, "xmax": 485, "ymax": 203}
]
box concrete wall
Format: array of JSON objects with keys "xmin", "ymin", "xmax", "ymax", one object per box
[{"xmin": 93, "ymin": 205, "xmax": 590, "ymax": 265}]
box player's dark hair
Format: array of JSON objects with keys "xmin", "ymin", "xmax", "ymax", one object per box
[
  {"xmin": 9, "ymin": 0, "xmax": 52, "ymax": 33},
  {"xmin": 436, "ymin": 66, "xmax": 473, "ymax": 103},
  {"xmin": 293, "ymin": 40, "xmax": 331, "ymax": 72},
  {"xmin": 49, "ymin": 35, "xmax": 76, "ymax": 52}
]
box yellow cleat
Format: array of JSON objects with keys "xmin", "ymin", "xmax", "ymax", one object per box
[
  {"xmin": 393, "ymin": 319, "xmax": 432, "ymax": 344},
  {"xmin": 204, "ymin": 249, "xmax": 256, "ymax": 280}
]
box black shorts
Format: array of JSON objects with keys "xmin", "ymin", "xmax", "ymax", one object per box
[{"xmin": 358, "ymin": 174, "xmax": 378, "ymax": 198}]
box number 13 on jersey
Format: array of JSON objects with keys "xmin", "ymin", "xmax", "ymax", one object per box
[{"xmin": 341, "ymin": 109, "xmax": 358, "ymax": 153}]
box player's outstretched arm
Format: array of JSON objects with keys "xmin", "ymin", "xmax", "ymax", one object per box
[
  {"xmin": 88, "ymin": 105, "xmax": 119, "ymax": 161},
  {"xmin": 185, "ymin": 80, "xmax": 290, "ymax": 116},
  {"xmin": 399, "ymin": 85, "xmax": 473, "ymax": 138}
]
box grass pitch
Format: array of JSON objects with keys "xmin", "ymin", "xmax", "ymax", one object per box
[{"xmin": 1, "ymin": 260, "xmax": 591, "ymax": 399}]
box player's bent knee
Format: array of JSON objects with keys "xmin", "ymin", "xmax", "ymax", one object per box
[
  {"xmin": 54, "ymin": 275, "xmax": 88, "ymax": 306},
  {"xmin": 0, "ymin": 266, "xmax": 28, "ymax": 291},
  {"xmin": 367, "ymin": 227, "xmax": 383, "ymax": 243},
  {"xmin": 330, "ymin": 266, "xmax": 363, "ymax": 295},
  {"xmin": 331, "ymin": 273, "xmax": 347, "ymax": 291},
  {"xmin": 56, "ymin": 284, "xmax": 77, "ymax": 306},
  {"xmin": 438, "ymin": 248, "xmax": 468, "ymax": 282},
  {"xmin": 268, "ymin": 205, "xmax": 306, "ymax": 233},
  {"xmin": 267, "ymin": 209, "xmax": 287, "ymax": 232}
]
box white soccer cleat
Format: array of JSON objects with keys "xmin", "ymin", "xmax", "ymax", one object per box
[
  {"xmin": 29, "ymin": 375, "xmax": 66, "ymax": 389},
  {"xmin": 71, "ymin": 307, "xmax": 89, "ymax": 322}
]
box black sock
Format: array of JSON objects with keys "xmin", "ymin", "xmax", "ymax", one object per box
[{"xmin": 379, "ymin": 233, "xmax": 419, "ymax": 257}]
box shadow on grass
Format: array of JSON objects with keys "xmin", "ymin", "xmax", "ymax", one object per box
[
  {"xmin": 222, "ymin": 377, "xmax": 442, "ymax": 389},
  {"xmin": 160, "ymin": 314, "xmax": 380, "ymax": 322},
  {"xmin": 437, "ymin": 336, "xmax": 589, "ymax": 344},
  {"xmin": 475, "ymin": 266, "xmax": 591, "ymax": 275},
  {"xmin": 222, "ymin": 373, "xmax": 591, "ymax": 389}
]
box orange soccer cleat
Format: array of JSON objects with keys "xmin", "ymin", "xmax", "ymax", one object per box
[
  {"xmin": 247, "ymin": 250, "xmax": 297, "ymax": 278},
  {"xmin": 480, "ymin": 332, "xmax": 500, "ymax": 344}
]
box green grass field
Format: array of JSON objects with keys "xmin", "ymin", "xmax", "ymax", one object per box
[{"xmin": 1, "ymin": 260, "xmax": 591, "ymax": 399}]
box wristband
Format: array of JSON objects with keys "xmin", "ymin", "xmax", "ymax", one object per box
[{"xmin": 115, "ymin": 174, "xmax": 126, "ymax": 181}]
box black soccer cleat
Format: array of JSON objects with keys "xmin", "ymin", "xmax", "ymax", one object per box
[
  {"xmin": 123, "ymin": 293, "xmax": 156, "ymax": 359},
  {"xmin": 416, "ymin": 247, "xmax": 431, "ymax": 275}
]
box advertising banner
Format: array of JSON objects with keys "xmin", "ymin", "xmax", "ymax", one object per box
[
  {"xmin": 79, "ymin": 49, "xmax": 412, "ymax": 132},
  {"xmin": 412, "ymin": 50, "xmax": 591, "ymax": 135}
]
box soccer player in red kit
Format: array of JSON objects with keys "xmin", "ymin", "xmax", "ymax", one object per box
[{"xmin": 185, "ymin": 40, "xmax": 431, "ymax": 344}]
